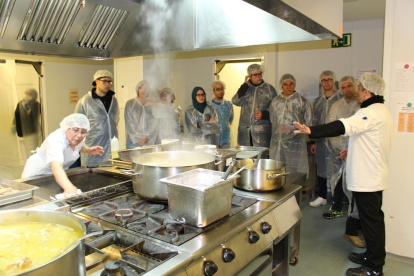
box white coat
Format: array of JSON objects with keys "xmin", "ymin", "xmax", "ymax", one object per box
[
  {"xmin": 339, "ymin": 103, "xmax": 393, "ymax": 192},
  {"xmin": 22, "ymin": 129, "xmax": 84, "ymax": 178}
]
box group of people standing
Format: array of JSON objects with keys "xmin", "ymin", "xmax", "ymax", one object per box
[{"xmin": 20, "ymin": 66, "xmax": 391, "ymax": 276}]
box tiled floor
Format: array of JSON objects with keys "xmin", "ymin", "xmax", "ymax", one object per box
[{"xmin": 290, "ymin": 197, "xmax": 414, "ymax": 276}]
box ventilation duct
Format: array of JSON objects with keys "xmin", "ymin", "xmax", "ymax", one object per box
[
  {"xmin": 0, "ymin": 0, "xmax": 342, "ymax": 59},
  {"xmin": 0, "ymin": 0, "xmax": 16, "ymax": 37}
]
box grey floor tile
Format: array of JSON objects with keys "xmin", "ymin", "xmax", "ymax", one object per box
[{"xmin": 290, "ymin": 198, "xmax": 414, "ymax": 276}]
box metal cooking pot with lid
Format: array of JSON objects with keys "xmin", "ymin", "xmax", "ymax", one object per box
[
  {"xmin": 130, "ymin": 151, "xmax": 219, "ymax": 201},
  {"xmin": 233, "ymin": 159, "xmax": 289, "ymax": 192},
  {"xmin": 0, "ymin": 209, "xmax": 86, "ymax": 276}
]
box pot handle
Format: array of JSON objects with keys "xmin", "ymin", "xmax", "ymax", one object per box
[
  {"xmin": 214, "ymin": 160, "xmax": 223, "ymax": 166},
  {"xmin": 267, "ymin": 172, "xmax": 290, "ymax": 180},
  {"xmin": 119, "ymin": 168, "xmax": 142, "ymax": 178}
]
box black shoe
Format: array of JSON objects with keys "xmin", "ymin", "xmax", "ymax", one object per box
[
  {"xmin": 348, "ymin": 252, "xmax": 367, "ymax": 265},
  {"xmin": 346, "ymin": 265, "xmax": 383, "ymax": 276}
]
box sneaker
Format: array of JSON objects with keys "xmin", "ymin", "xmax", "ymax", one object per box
[
  {"xmin": 348, "ymin": 252, "xmax": 367, "ymax": 265},
  {"xmin": 322, "ymin": 209, "xmax": 344, "ymax": 219},
  {"xmin": 309, "ymin": 197, "xmax": 327, "ymax": 207},
  {"xmin": 346, "ymin": 265, "xmax": 383, "ymax": 276},
  {"xmin": 344, "ymin": 234, "xmax": 366, "ymax": 248}
]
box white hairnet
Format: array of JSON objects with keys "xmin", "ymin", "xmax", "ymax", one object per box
[
  {"xmin": 135, "ymin": 80, "xmax": 149, "ymax": 96},
  {"xmin": 211, "ymin": 80, "xmax": 226, "ymax": 91},
  {"xmin": 319, "ymin": 70, "xmax": 336, "ymax": 83},
  {"xmin": 279, "ymin": 74, "xmax": 296, "ymax": 89},
  {"xmin": 359, "ymin": 72, "xmax": 386, "ymax": 96},
  {"xmin": 247, "ymin": 64, "xmax": 264, "ymax": 75},
  {"xmin": 160, "ymin": 87, "xmax": 176, "ymax": 102},
  {"xmin": 60, "ymin": 113, "xmax": 90, "ymax": 132},
  {"xmin": 339, "ymin": 76, "xmax": 357, "ymax": 90},
  {"xmin": 93, "ymin": 70, "xmax": 113, "ymax": 80}
]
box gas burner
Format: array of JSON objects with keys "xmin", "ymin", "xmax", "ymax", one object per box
[
  {"xmin": 100, "ymin": 261, "xmax": 126, "ymax": 276},
  {"xmin": 131, "ymin": 200, "xmax": 166, "ymax": 214},
  {"xmin": 165, "ymin": 223, "xmax": 184, "ymax": 234},
  {"xmin": 115, "ymin": 209, "xmax": 134, "ymax": 219},
  {"xmin": 99, "ymin": 209, "xmax": 146, "ymax": 226},
  {"xmin": 146, "ymin": 223, "xmax": 202, "ymax": 245}
]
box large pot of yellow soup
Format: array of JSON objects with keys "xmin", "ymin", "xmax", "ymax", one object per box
[
  {"xmin": 131, "ymin": 151, "xmax": 218, "ymax": 201},
  {"xmin": 0, "ymin": 209, "xmax": 86, "ymax": 276}
]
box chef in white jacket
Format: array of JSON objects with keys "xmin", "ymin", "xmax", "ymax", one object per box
[
  {"xmin": 22, "ymin": 114, "xmax": 104, "ymax": 196},
  {"xmin": 293, "ymin": 72, "xmax": 392, "ymax": 276}
]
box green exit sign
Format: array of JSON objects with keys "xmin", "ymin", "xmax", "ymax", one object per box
[{"xmin": 332, "ymin": 33, "xmax": 352, "ymax": 48}]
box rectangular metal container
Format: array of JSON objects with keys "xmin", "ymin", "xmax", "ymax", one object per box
[
  {"xmin": 0, "ymin": 178, "xmax": 38, "ymax": 206},
  {"xmin": 160, "ymin": 169, "xmax": 236, "ymax": 227}
]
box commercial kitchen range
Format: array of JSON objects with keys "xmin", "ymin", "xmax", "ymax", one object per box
[{"xmin": 3, "ymin": 167, "xmax": 304, "ymax": 276}]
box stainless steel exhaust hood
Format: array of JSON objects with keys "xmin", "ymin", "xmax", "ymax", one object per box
[{"xmin": 0, "ymin": 0, "xmax": 341, "ymax": 59}]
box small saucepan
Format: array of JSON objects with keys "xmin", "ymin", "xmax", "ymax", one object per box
[{"xmin": 233, "ymin": 159, "xmax": 289, "ymax": 192}]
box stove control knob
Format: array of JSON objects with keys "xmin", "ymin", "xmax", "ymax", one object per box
[
  {"xmin": 222, "ymin": 248, "xmax": 236, "ymax": 263},
  {"xmin": 261, "ymin": 221, "xmax": 272, "ymax": 234},
  {"xmin": 204, "ymin": 260, "xmax": 218, "ymax": 276},
  {"xmin": 248, "ymin": 230, "xmax": 260, "ymax": 244}
]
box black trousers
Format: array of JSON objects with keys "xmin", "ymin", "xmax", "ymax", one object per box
[
  {"xmin": 317, "ymin": 176, "xmax": 327, "ymax": 199},
  {"xmin": 332, "ymin": 176, "xmax": 345, "ymax": 211},
  {"xmin": 353, "ymin": 191, "xmax": 386, "ymax": 272}
]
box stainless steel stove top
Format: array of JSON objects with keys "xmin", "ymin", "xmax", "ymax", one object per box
[{"xmin": 75, "ymin": 192, "xmax": 257, "ymax": 246}]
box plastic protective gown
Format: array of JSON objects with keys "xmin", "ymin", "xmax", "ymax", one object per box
[
  {"xmin": 312, "ymin": 91, "xmax": 343, "ymax": 178},
  {"xmin": 185, "ymin": 104, "xmax": 219, "ymax": 145},
  {"xmin": 152, "ymin": 102, "xmax": 182, "ymax": 142},
  {"xmin": 232, "ymin": 82, "xmax": 277, "ymax": 147},
  {"xmin": 269, "ymin": 93, "xmax": 312, "ymax": 175},
  {"xmin": 326, "ymin": 98, "xmax": 360, "ymax": 217},
  {"xmin": 75, "ymin": 92, "xmax": 119, "ymax": 165},
  {"xmin": 210, "ymin": 100, "xmax": 234, "ymax": 148},
  {"xmin": 125, "ymin": 98, "xmax": 157, "ymax": 148}
]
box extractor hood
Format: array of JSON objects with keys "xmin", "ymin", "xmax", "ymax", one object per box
[{"xmin": 0, "ymin": 0, "xmax": 342, "ymax": 59}]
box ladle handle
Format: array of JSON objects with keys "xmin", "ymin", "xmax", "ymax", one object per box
[
  {"xmin": 229, "ymin": 162, "xmax": 255, "ymax": 178},
  {"xmin": 221, "ymin": 159, "xmax": 237, "ymax": 180},
  {"xmin": 53, "ymin": 224, "xmax": 104, "ymax": 259}
]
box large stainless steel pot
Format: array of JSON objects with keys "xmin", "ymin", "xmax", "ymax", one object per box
[
  {"xmin": 118, "ymin": 145, "xmax": 160, "ymax": 162},
  {"xmin": 131, "ymin": 151, "xmax": 218, "ymax": 201},
  {"xmin": 233, "ymin": 159, "xmax": 289, "ymax": 192},
  {"xmin": 0, "ymin": 209, "xmax": 86, "ymax": 276}
]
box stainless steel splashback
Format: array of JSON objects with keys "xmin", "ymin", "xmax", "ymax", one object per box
[{"xmin": 0, "ymin": 0, "xmax": 341, "ymax": 59}]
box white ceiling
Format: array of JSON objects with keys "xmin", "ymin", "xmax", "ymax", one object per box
[{"xmin": 343, "ymin": 0, "xmax": 386, "ymax": 22}]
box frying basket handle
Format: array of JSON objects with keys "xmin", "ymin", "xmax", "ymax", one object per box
[{"xmin": 267, "ymin": 172, "xmax": 290, "ymax": 179}]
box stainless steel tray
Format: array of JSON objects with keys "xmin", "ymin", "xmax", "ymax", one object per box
[
  {"xmin": 0, "ymin": 178, "xmax": 38, "ymax": 206},
  {"xmin": 111, "ymin": 158, "xmax": 132, "ymax": 169}
]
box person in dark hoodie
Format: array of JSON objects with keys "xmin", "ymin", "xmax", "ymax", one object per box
[
  {"xmin": 185, "ymin": 86, "xmax": 219, "ymax": 146},
  {"xmin": 231, "ymin": 63, "xmax": 277, "ymax": 147},
  {"xmin": 13, "ymin": 88, "xmax": 41, "ymax": 160},
  {"xmin": 75, "ymin": 70, "xmax": 119, "ymax": 166},
  {"xmin": 293, "ymin": 72, "xmax": 392, "ymax": 276}
]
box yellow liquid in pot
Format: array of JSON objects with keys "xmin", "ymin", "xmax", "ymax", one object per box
[{"xmin": 0, "ymin": 222, "xmax": 82, "ymax": 275}]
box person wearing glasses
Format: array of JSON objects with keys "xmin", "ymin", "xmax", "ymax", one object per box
[
  {"xmin": 209, "ymin": 81, "xmax": 234, "ymax": 149},
  {"xmin": 75, "ymin": 70, "xmax": 119, "ymax": 166},
  {"xmin": 21, "ymin": 114, "xmax": 104, "ymax": 196},
  {"xmin": 125, "ymin": 80, "xmax": 157, "ymax": 148},
  {"xmin": 231, "ymin": 64, "xmax": 277, "ymax": 147},
  {"xmin": 185, "ymin": 87, "xmax": 219, "ymax": 145},
  {"xmin": 152, "ymin": 87, "xmax": 183, "ymax": 143},
  {"xmin": 309, "ymin": 70, "xmax": 343, "ymax": 208},
  {"xmin": 269, "ymin": 74, "xmax": 312, "ymax": 175}
]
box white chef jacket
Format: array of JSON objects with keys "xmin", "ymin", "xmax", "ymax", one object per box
[
  {"xmin": 22, "ymin": 129, "xmax": 85, "ymax": 178},
  {"xmin": 339, "ymin": 103, "xmax": 393, "ymax": 192}
]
